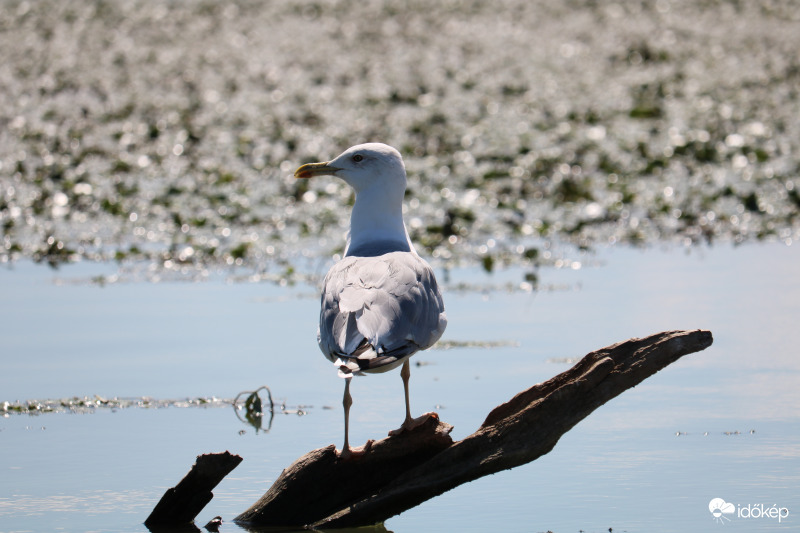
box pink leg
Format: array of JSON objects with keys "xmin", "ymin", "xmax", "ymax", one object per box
[
  {"xmin": 338, "ymin": 377, "xmax": 371, "ymax": 460},
  {"xmin": 389, "ymin": 359, "xmax": 436, "ymax": 436}
]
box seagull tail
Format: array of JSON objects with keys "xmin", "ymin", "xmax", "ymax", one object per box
[{"xmin": 334, "ymin": 357, "xmax": 364, "ymax": 378}]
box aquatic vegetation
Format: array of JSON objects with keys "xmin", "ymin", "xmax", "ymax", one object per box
[
  {"xmin": 1, "ymin": 394, "xmax": 308, "ymax": 417},
  {"xmin": 233, "ymin": 385, "xmax": 279, "ymax": 433},
  {"xmin": 1, "ymin": 1, "xmax": 798, "ymax": 281}
]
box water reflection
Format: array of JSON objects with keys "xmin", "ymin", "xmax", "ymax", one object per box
[
  {"xmin": 145, "ymin": 523, "xmax": 204, "ymax": 533},
  {"xmin": 2, "ymin": 244, "xmax": 799, "ymax": 532},
  {"xmin": 232, "ymin": 386, "xmax": 275, "ymax": 434},
  {"xmin": 234, "ymin": 523, "xmax": 392, "ymax": 533},
  {"xmin": 1, "ymin": 392, "xmax": 313, "ymax": 437}
]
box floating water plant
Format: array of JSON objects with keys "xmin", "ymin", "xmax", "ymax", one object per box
[{"xmin": 0, "ymin": 1, "xmax": 797, "ymax": 278}]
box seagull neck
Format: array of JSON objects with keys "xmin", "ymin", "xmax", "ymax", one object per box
[{"xmin": 346, "ymin": 188, "xmax": 412, "ymax": 256}]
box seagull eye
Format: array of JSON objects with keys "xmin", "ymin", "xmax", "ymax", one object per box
[{"xmin": 352, "ymin": 154, "xmax": 364, "ymax": 163}]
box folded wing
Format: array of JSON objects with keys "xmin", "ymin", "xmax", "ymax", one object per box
[{"xmin": 318, "ymin": 252, "xmax": 447, "ymax": 376}]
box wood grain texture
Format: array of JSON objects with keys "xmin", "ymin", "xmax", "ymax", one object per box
[{"xmin": 234, "ymin": 329, "xmax": 713, "ymax": 529}]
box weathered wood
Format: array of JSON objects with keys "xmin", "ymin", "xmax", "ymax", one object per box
[
  {"xmin": 145, "ymin": 451, "xmax": 242, "ymax": 528},
  {"xmin": 235, "ymin": 329, "xmax": 713, "ymax": 529},
  {"xmin": 234, "ymin": 414, "xmax": 454, "ymax": 526}
]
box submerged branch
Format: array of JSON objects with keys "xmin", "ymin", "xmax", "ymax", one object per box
[
  {"xmin": 235, "ymin": 329, "xmax": 713, "ymax": 529},
  {"xmin": 145, "ymin": 452, "xmax": 242, "ymax": 528}
]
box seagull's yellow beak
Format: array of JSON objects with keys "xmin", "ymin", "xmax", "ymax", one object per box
[{"xmin": 294, "ymin": 161, "xmax": 341, "ymax": 179}]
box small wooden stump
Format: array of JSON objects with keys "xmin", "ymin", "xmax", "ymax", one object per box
[{"xmin": 145, "ymin": 451, "xmax": 242, "ymax": 528}]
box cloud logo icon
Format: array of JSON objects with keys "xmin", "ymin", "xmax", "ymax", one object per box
[{"xmin": 709, "ymin": 498, "xmax": 735, "ymax": 523}]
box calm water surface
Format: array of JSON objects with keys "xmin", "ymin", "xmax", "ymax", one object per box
[{"xmin": 1, "ymin": 243, "xmax": 798, "ymax": 532}]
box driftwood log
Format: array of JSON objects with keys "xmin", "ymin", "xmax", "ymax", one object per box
[
  {"xmin": 145, "ymin": 451, "xmax": 242, "ymax": 529},
  {"xmin": 235, "ymin": 329, "xmax": 713, "ymax": 529}
]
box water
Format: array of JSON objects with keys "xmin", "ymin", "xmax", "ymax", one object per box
[{"xmin": 1, "ymin": 242, "xmax": 798, "ymax": 532}]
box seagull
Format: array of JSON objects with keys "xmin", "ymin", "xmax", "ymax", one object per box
[{"xmin": 295, "ymin": 143, "xmax": 447, "ymax": 459}]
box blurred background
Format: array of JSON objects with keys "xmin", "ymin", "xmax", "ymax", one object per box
[{"xmin": 1, "ymin": 0, "xmax": 798, "ymax": 277}]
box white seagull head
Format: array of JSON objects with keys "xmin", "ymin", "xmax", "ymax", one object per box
[
  {"xmin": 294, "ymin": 142, "xmax": 407, "ymax": 197},
  {"xmin": 294, "ymin": 143, "xmax": 414, "ymax": 256}
]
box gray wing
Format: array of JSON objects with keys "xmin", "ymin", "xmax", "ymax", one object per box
[{"xmin": 317, "ymin": 251, "xmax": 447, "ymax": 375}]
